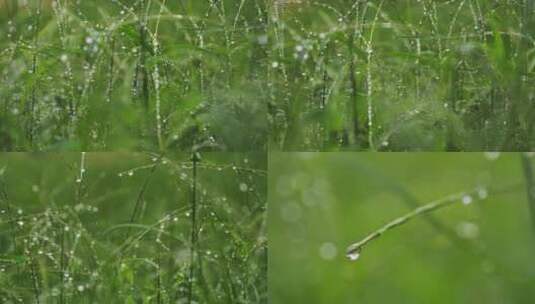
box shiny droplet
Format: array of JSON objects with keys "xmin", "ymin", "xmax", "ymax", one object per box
[
  {"xmin": 462, "ymin": 195, "xmax": 473, "ymax": 205},
  {"xmin": 346, "ymin": 251, "xmax": 360, "ymax": 261}
]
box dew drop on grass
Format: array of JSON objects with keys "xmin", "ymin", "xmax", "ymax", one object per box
[
  {"xmin": 462, "ymin": 195, "xmax": 473, "ymax": 205},
  {"xmin": 346, "ymin": 251, "xmax": 360, "ymax": 262},
  {"xmin": 239, "ymin": 183, "xmax": 248, "ymax": 192}
]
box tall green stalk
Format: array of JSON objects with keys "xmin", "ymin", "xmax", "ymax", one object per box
[{"xmin": 187, "ymin": 152, "xmax": 200, "ymax": 304}]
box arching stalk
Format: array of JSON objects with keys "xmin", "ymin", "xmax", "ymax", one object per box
[{"xmin": 346, "ymin": 186, "xmax": 495, "ymax": 260}]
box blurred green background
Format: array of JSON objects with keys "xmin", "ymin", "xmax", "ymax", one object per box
[
  {"xmin": 0, "ymin": 152, "xmax": 266, "ymax": 303},
  {"xmin": 269, "ymin": 153, "xmax": 535, "ymax": 304}
]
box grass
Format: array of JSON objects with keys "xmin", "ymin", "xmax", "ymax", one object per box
[
  {"xmin": 0, "ymin": 1, "xmax": 268, "ymax": 151},
  {"xmin": 270, "ymin": 152, "xmax": 535, "ymax": 303},
  {"xmin": 0, "ymin": 153, "xmax": 267, "ymax": 303},
  {"xmin": 268, "ymin": 0, "xmax": 535, "ymax": 151},
  {"xmin": 345, "ymin": 182, "xmax": 525, "ymax": 260},
  {"xmin": 1, "ymin": 1, "xmax": 533, "ymax": 151}
]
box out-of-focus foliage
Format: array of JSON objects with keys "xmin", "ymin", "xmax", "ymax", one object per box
[
  {"xmin": 0, "ymin": 152, "xmax": 267, "ymax": 303},
  {"xmin": 270, "ymin": 152, "xmax": 535, "ymax": 303}
]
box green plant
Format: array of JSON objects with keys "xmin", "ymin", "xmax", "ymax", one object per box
[
  {"xmin": 0, "ymin": 1, "xmax": 268, "ymax": 151},
  {"xmin": 0, "ymin": 153, "xmax": 267, "ymax": 303},
  {"xmin": 267, "ymin": 0, "xmax": 535, "ymax": 151}
]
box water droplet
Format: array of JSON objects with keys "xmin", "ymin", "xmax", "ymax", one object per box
[
  {"xmin": 346, "ymin": 251, "xmax": 360, "ymax": 261},
  {"xmin": 239, "ymin": 183, "xmax": 248, "ymax": 192},
  {"xmin": 462, "ymin": 195, "xmax": 473, "ymax": 205}
]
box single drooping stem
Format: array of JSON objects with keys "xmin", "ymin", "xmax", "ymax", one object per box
[
  {"xmin": 346, "ymin": 188, "xmax": 485, "ymax": 258},
  {"xmin": 521, "ymin": 154, "xmax": 535, "ymax": 233},
  {"xmin": 187, "ymin": 152, "xmax": 200, "ymax": 304}
]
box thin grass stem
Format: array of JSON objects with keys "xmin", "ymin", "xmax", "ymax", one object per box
[
  {"xmin": 187, "ymin": 152, "xmax": 200, "ymax": 304},
  {"xmin": 346, "ymin": 184, "xmax": 520, "ymax": 259}
]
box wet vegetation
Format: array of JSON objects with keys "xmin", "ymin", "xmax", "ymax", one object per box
[
  {"xmin": 268, "ymin": 0, "xmax": 535, "ymax": 151},
  {"xmin": 1, "ymin": 1, "xmax": 533, "ymax": 151},
  {"xmin": 270, "ymin": 152, "xmax": 535, "ymax": 303},
  {"xmin": 0, "ymin": 1, "xmax": 268, "ymax": 151},
  {"xmin": 0, "ymin": 153, "xmax": 267, "ymax": 303}
]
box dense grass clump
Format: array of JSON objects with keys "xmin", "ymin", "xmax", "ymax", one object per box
[
  {"xmin": 0, "ymin": 153, "xmax": 267, "ymax": 303},
  {"xmin": 267, "ymin": 0, "xmax": 535, "ymax": 151},
  {"xmin": 0, "ymin": 1, "xmax": 268, "ymax": 151}
]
